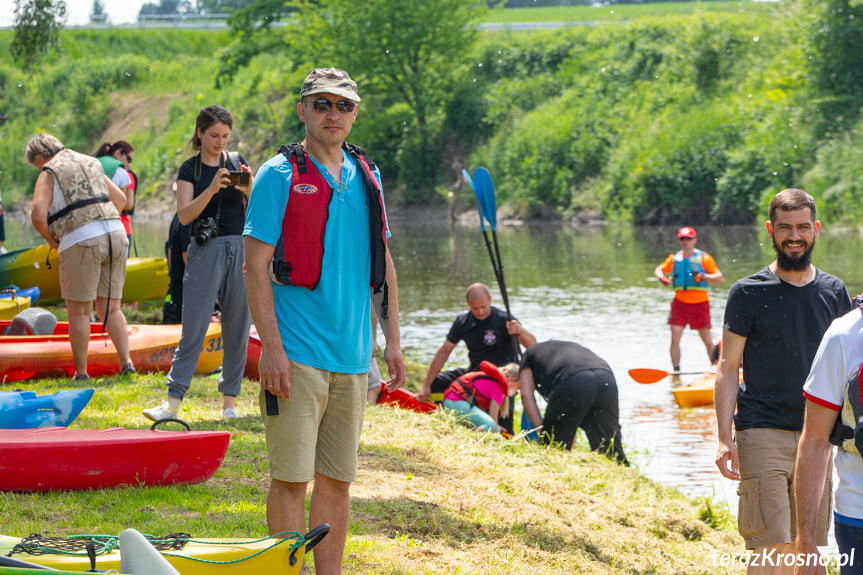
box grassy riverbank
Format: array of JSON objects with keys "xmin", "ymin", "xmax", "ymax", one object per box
[{"xmin": 0, "ymin": 360, "xmax": 746, "ymax": 574}]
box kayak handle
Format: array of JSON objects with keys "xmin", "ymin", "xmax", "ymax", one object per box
[
  {"xmin": 289, "ymin": 523, "xmax": 331, "ymax": 566},
  {"xmin": 150, "ymin": 417, "xmax": 192, "ymax": 431}
]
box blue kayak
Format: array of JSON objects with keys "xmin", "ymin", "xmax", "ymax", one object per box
[
  {"xmin": 0, "ymin": 286, "xmax": 40, "ymax": 307},
  {"xmin": 0, "ymin": 389, "xmax": 94, "ymax": 429}
]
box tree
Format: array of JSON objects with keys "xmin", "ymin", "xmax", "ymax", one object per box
[
  {"xmin": 196, "ymin": 0, "xmax": 254, "ymax": 13},
  {"xmin": 138, "ymin": 0, "xmax": 192, "ymax": 17},
  {"xmin": 213, "ymin": 0, "xmax": 290, "ymax": 89},
  {"xmin": 803, "ymin": 0, "xmax": 863, "ymax": 121},
  {"xmin": 293, "ymin": 0, "xmax": 486, "ymax": 198},
  {"xmin": 217, "ymin": 0, "xmax": 487, "ymax": 200},
  {"xmin": 90, "ymin": 0, "xmax": 107, "ymax": 23},
  {"xmin": 10, "ymin": 0, "xmax": 66, "ymax": 73},
  {"xmin": 288, "ymin": 0, "xmax": 484, "ymax": 143}
]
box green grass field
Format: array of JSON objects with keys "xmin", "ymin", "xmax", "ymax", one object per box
[{"xmin": 487, "ymin": 0, "xmax": 779, "ymax": 22}]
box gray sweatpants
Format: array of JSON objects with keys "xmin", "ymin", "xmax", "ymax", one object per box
[{"xmin": 167, "ymin": 234, "xmax": 250, "ymax": 400}]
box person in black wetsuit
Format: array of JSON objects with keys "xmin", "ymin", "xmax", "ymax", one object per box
[{"xmin": 519, "ymin": 339, "xmax": 628, "ymax": 465}]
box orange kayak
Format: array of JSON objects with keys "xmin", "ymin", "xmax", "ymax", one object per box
[{"xmin": 0, "ymin": 321, "xmax": 223, "ymax": 383}]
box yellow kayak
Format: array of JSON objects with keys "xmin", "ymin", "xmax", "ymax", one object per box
[
  {"xmin": 0, "ymin": 244, "xmax": 168, "ymax": 304},
  {"xmin": 671, "ymin": 374, "xmax": 715, "ymax": 408},
  {"xmin": 671, "ymin": 368, "xmax": 743, "ymax": 408},
  {"xmin": 0, "ymin": 525, "xmax": 329, "ymax": 575},
  {"xmin": 0, "ymin": 297, "xmax": 30, "ymax": 320}
]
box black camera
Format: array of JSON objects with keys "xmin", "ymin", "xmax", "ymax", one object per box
[
  {"xmin": 193, "ymin": 217, "xmax": 218, "ymax": 245},
  {"xmin": 227, "ymin": 171, "xmax": 249, "ymax": 186}
]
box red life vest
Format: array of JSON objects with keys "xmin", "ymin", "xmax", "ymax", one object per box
[
  {"xmin": 445, "ymin": 361, "xmax": 509, "ymax": 412},
  {"xmin": 270, "ymin": 142, "xmax": 388, "ymax": 292}
]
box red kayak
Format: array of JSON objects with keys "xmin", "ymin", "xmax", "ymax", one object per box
[
  {"xmin": 378, "ymin": 387, "xmax": 438, "ymax": 413},
  {"xmin": 246, "ymin": 329, "xmax": 435, "ymax": 416},
  {"xmin": 0, "ymin": 427, "xmax": 230, "ymax": 492},
  {"xmin": 245, "ymin": 326, "xmax": 262, "ymax": 380}
]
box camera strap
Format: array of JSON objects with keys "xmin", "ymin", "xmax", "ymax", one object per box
[
  {"xmin": 193, "ymin": 152, "xmax": 226, "ymax": 231},
  {"xmin": 227, "ymin": 152, "xmax": 240, "ymax": 171}
]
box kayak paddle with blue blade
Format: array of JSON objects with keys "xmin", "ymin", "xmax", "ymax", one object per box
[
  {"xmin": 470, "ymin": 167, "xmax": 520, "ymax": 360},
  {"xmin": 466, "ymin": 168, "xmax": 502, "ymax": 288}
]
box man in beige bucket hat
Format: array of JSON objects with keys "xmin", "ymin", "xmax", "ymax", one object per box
[{"xmin": 244, "ymin": 67, "xmax": 405, "ymax": 574}]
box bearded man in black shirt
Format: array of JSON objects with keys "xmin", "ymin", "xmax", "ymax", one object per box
[{"xmin": 715, "ymin": 188, "xmax": 852, "ymax": 570}]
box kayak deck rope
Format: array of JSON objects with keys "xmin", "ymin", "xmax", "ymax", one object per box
[
  {"xmin": 9, "ymin": 532, "xmax": 191, "ymax": 556},
  {"xmin": 161, "ymin": 532, "xmax": 306, "ymax": 565},
  {"xmin": 8, "ymin": 531, "xmax": 307, "ymax": 565}
]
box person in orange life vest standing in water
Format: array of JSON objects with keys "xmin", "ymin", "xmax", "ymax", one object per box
[
  {"xmin": 654, "ymin": 226, "xmax": 724, "ymax": 372},
  {"xmin": 243, "ymin": 68, "xmax": 406, "ymax": 575}
]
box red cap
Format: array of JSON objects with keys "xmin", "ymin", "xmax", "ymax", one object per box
[{"xmin": 677, "ymin": 226, "xmax": 697, "ymax": 239}]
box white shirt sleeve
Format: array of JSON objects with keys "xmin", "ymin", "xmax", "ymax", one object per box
[
  {"xmin": 112, "ymin": 166, "xmax": 132, "ymax": 189},
  {"xmin": 804, "ymin": 310, "xmax": 863, "ymax": 410}
]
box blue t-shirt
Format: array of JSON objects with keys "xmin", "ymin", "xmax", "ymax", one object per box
[{"xmin": 243, "ymin": 148, "xmax": 389, "ymax": 373}]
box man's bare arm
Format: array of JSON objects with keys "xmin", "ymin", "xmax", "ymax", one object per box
[{"xmin": 243, "ymin": 236, "xmax": 292, "ymax": 399}]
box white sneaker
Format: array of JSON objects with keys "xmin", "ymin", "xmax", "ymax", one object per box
[
  {"xmin": 223, "ymin": 408, "xmax": 239, "ymax": 420},
  {"xmin": 143, "ymin": 401, "xmax": 177, "ymax": 422}
]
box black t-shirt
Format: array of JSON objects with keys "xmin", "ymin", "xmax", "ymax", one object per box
[
  {"xmin": 446, "ymin": 306, "xmax": 517, "ymax": 370},
  {"xmin": 520, "ymin": 340, "xmax": 612, "ymax": 399},
  {"xmin": 724, "ymin": 266, "xmax": 852, "ymax": 431},
  {"xmin": 177, "ymin": 153, "xmax": 248, "ymax": 237}
]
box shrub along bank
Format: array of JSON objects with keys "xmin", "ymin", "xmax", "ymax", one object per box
[{"xmin": 0, "ymin": 2, "xmax": 860, "ymax": 225}]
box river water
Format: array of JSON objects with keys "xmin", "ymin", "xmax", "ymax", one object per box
[{"xmin": 8, "ymin": 216, "xmax": 863, "ymax": 513}]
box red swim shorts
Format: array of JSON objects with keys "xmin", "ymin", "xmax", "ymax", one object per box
[{"xmin": 668, "ymin": 298, "xmax": 711, "ymax": 330}]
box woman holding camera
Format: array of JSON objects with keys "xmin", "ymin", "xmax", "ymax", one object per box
[{"xmin": 144, "ymin": 105, "xmax": 253, "ymax": 421}]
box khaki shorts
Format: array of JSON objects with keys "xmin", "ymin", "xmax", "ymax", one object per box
[
  {"xmin": 735, "ymin": 427, "xmax": 832, "ymax": 549},
  {"xmin": 260, "ymin": 360, "xmax": 366, "ymax": 483},
  {"xmin": 59, "ymin": 231, "xmax": 128, "ymax": 302}
]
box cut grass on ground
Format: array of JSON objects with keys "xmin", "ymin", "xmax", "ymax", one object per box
[{"xmin": 0, "ymin": 369, "xmax": 746, "ymax": 574}]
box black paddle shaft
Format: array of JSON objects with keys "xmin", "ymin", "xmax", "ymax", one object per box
[
  {"xmin": 480, "ymin": 230, "xmax": 503, "ymax": 290},
  {"xmin": 489, "ymin": 230, "xmax": 520, "ymax": 362}
]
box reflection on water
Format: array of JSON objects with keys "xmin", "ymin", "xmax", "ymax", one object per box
[{"xmin": 8, "ymin": 216, "xmax": 861, "ymax": 512}]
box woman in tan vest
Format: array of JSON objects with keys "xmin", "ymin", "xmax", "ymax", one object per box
[{"xmin": 25, "ymin": 133, "xmax": 133, "ymax": 379}]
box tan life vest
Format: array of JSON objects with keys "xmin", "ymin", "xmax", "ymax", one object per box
[{"xmin": 43, "ymin": 149, "xmax": 119, "ymax": 241}]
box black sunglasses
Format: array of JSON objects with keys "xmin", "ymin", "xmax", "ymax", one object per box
[{"xmin": 309, "ymin": 99, "xmax": 356, "ymax": 113}]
